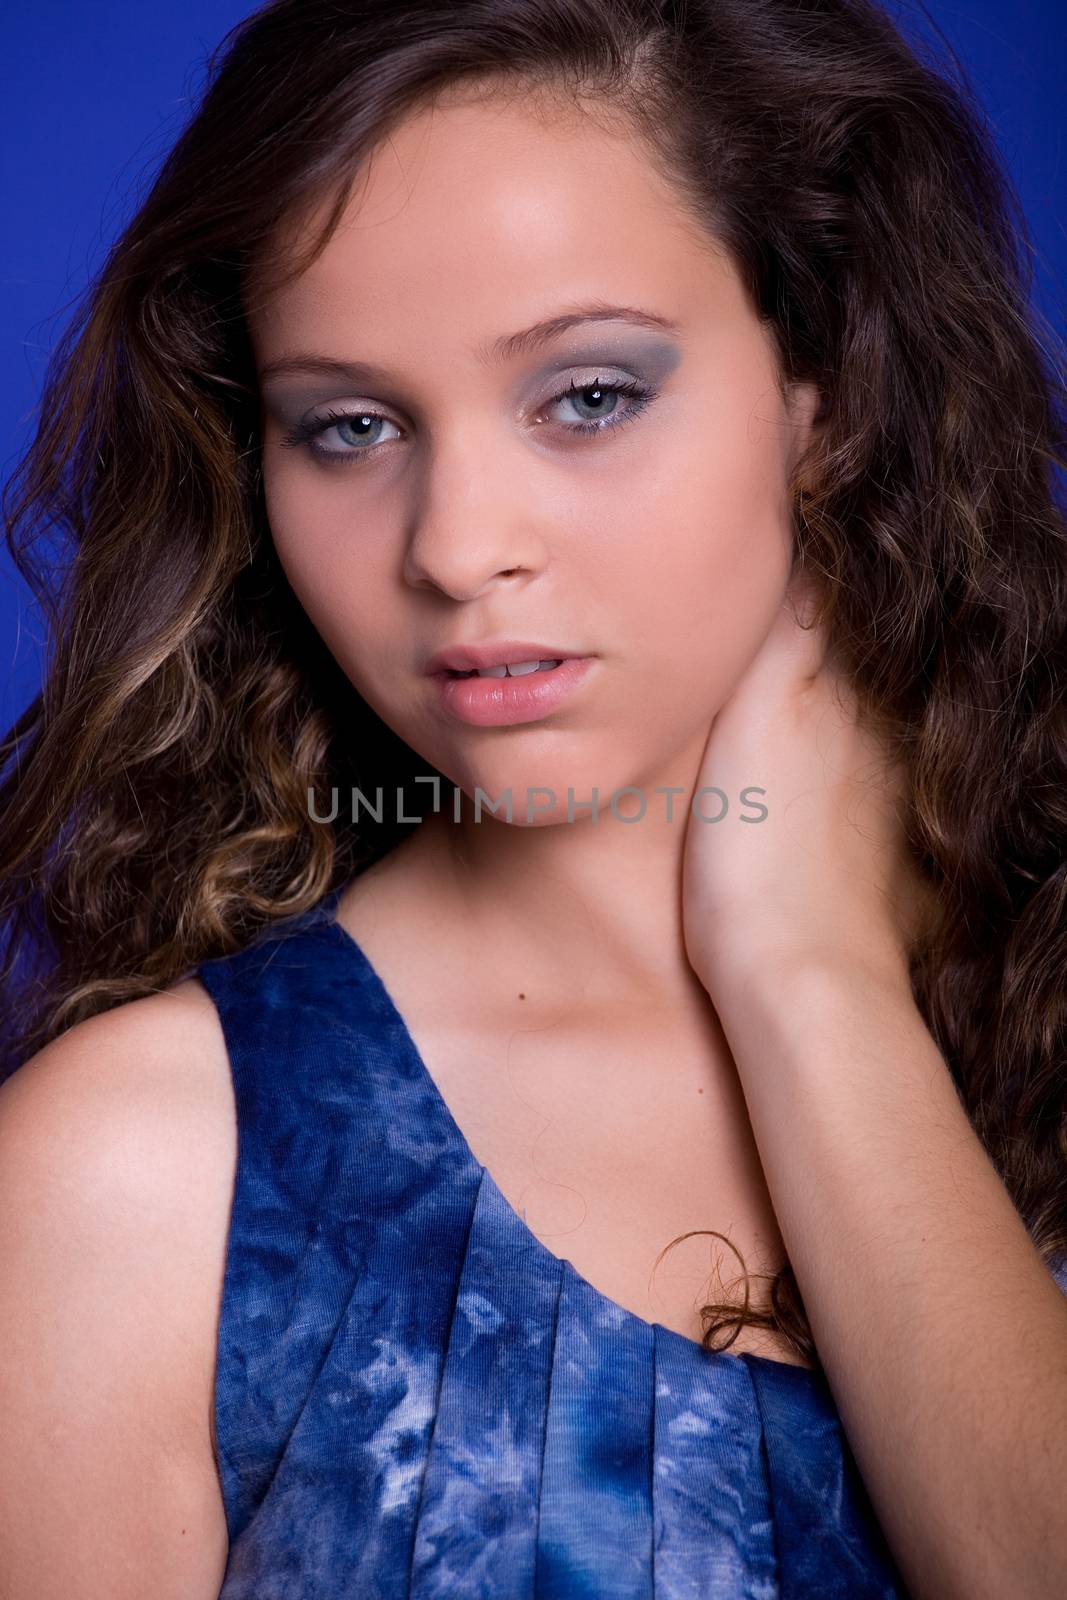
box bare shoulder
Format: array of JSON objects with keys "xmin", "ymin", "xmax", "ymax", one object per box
[
  {"xmin": 0, "ymin": 976, "xmax": 235, "ymax": 1598},
  {"xmin": 0, "ymin": 970, "xmax": 232, "ymax": 1127}
]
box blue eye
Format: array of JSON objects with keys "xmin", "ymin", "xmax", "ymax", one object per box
[
  {"xmin": 547, "ymin": 375, "xmax": 656, "ymax": 434},
  {"xmin": 279, "ymin": 374, "xmax": 657, "ymax": 464},
  {"xmin": 281, "ymin": 407, "xmax": 401, "ymax": 460}
]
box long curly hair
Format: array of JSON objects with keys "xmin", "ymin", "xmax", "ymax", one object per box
[{"xmin": 3, "ymin": 0, "xmax": 1065, "ymax": 1371}]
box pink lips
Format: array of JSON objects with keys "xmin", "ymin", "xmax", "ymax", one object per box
[
  {"xmin": 430, "ymin": 656, "xmax": 596, "ymax": 727},
  {"xmin": 425, "ymin": 639, "xmax": 587, "ymax": 675}
]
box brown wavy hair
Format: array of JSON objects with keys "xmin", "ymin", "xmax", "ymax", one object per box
[{"xmin": 2, "ymin": 0, "xmax": 1066, "ymax": 1372}]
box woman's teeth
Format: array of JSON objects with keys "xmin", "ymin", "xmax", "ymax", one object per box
[{"xmin": 454, "ymin": 659, "xmax": 563, "ymax": 679}]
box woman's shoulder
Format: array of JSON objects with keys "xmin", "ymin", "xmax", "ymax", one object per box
[
  {"xmin": 1, "ymin": 974, "xmax": 235, "ymax": 1172},
  {"xmin": 0, "ymin": 975, "xmax": 239, "ymax": 1377},
  {"xmin": 0, "ymin": 979, "xmax": 234, "ymax": 1595}
]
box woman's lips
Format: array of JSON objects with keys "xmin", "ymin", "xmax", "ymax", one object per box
[{"xmin": 430, "ymin": 657, "xmax": 596, "ymax": 727}]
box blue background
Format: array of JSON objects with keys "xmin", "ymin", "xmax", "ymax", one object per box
[{"xmin": 2, "ymin": 1, "xmax": 1064, "ymax": 734}]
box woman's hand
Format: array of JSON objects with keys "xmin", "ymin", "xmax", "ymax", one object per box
[{"xmin": 682, "ymin": 568, "xmax": 931, "ymax": 999}]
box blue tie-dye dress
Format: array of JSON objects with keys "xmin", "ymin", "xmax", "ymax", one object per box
[{"xmin": 196, "ymin": 886, "xmax": 923, "ymax": 1598}]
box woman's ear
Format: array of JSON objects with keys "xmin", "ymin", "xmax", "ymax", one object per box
[
  {"xmin": 783, "ymin": 379, "xmax": 826, "ymax": 485},
  {"xmin": 787, "ymin": 379, "xmax": 824, "ymax": 451}
]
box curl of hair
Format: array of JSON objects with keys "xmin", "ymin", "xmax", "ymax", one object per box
[{"xmin": 3, "ymin": 0, "xmax": 1066, "ymax": 1373}]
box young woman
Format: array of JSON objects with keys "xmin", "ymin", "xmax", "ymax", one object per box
[{"xmin": 1, "ymin": 1, "xmax": 1065, "ymax": 1596}]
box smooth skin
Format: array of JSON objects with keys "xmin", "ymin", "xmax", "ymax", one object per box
[
  {"xmin": 1, "ymin": 82, "xmax": 839, "ymax": 1593},
  {"xmin": 680, "ymin": 578, "xmax": 1067, "ymax": 1599},
  {"xmin": 0, "ymin": 982, "xmax": 232, "ymax": 1597}
]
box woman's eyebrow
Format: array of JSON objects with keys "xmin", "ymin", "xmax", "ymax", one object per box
[
  {"xmin": 476, "ymin": 302, "xmax": 681, "ymax": 364},
  {"xmin": 258, "ymin": 303, "xmax": 681, "ymax": 385}
]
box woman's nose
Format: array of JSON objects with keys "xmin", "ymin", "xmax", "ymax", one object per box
[{"xmin": 400, "ymin": 439, "xmax": 548, "ymax": 600}]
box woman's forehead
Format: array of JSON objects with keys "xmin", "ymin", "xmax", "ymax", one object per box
[{"xmin": 247, "ymin": 91, "xmax": 726, "ymax": 321}]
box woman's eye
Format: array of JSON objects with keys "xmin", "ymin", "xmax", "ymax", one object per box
[
  {"xmin": 279, "ymin": 373, "xmax": 656, "ymax": 464},
  {"xmin": 281, "ymin": 408, "xmax": 401, "ymax": 461},
  {"xmin": 543, "ymin": 375, "xmax": 655, "ymax": 435}
]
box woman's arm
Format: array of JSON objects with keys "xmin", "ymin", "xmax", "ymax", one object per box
[
  {"xmin": 712, "ymin": 953, "xmax": 1067, "ymax": 1600},
  {"xmin": 682, "ymin": 572, "xmax": 1067, "ymax": 1599},
  {"xmin": 0, "ymin": 993, "xmax": 232, "ymax": 1599}
]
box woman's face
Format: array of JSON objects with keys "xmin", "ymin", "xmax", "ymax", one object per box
[{"xmin": 248, "ymin": 86, "xmax": 819, "ymax": 822}]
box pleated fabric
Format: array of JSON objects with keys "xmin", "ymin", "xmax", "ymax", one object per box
[{"xmin": 196, "ymin": 889, "xmax": 924, "ymax": 1597}]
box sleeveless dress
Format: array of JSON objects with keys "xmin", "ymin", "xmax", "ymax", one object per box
[{"xmin": 195, "ymin": 887, "xmax": 994, "ymax": 1599}]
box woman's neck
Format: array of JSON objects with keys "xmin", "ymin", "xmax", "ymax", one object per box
[{"xmin": 373, "ymin": 773, "xmax": 710, "ymax": 1021}]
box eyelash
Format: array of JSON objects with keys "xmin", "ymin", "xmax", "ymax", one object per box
[{"xmin": 279, "ymin": 375, "xmax": 657, "ymax": 464}]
